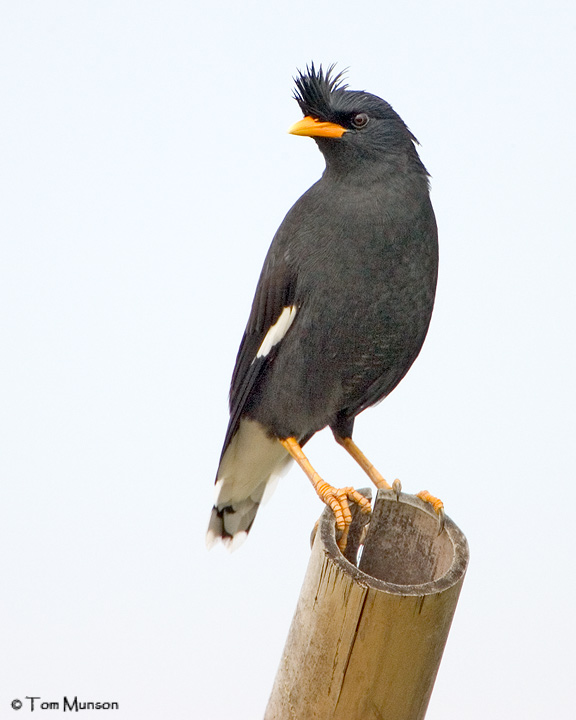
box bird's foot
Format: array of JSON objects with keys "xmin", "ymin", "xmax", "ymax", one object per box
[
  {"xmin": 315, "ymin": 482, "xmax": 371, "ymax": 551},
  {"xmin": 417, "ymin": 490, "xmax": 445, "ymax": 534},
  {"xmin": 278, "ymin": 436, "xmax": 371, "ymax": 551}
]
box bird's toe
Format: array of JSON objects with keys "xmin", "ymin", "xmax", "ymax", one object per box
[
  {"xmin": 318, "ymin": 485, "xmax": 372, "ymax": 551},
  {"xmin": 416, "ymin": 489, "xmax": 445, "ymax": 533}
]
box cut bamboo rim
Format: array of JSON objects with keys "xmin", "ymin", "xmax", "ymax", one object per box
[{"xmin": 265, "ymin": 488, "xmax": 469, "ymax": 720}]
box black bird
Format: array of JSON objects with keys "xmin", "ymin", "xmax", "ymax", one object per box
[{"xmin": 207, "ymin": 64, "xmax": 442, "ymax": 550}]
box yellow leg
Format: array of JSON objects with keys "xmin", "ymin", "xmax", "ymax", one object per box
[
  {"xmin": 279, "ymin": 437, "xmax": 371, "ymax": 550},
  {"xmin": 335, "ymin": 436, "xmax": 401, "ymax": 497}
]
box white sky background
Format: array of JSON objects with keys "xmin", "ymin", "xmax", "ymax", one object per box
[{"xmin": 1, "ymin": 1, "xmax": 575, "ymax": 718}]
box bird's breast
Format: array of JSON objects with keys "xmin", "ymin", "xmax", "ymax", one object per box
[{"xmin": 245, "ymin": 175, "xmax": 437, "ymax": 437}]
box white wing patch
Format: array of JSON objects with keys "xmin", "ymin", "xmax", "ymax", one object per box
[{"xmin": 256, "ymin": 305, "xmax": 297, "ymax": 359}]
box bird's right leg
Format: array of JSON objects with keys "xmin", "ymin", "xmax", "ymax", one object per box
[{"xmin": 279, "ymin": 436, "xmax": 371, "ymax": 551}]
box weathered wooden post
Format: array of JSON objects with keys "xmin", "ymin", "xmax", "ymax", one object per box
[{"xmin": 265, "ymin": 489, "xmax": 469, "ymax": 720}]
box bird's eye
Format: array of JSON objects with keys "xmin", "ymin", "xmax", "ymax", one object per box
[{"xmin": 351, "ymin": 113, "xmax": 369, "ymax": 129}]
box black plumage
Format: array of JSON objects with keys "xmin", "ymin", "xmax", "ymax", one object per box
[{"xmin": 207, "ymin": 65, "xmax": 438, "ymax": 548}]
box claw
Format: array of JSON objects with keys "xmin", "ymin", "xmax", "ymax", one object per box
[
  {"xmin": 437, "ymin": 506, "xmax": 445, "ymax": 535},
  {"xmin": 416, "ymin": 489, "xmax": 445, "ymax": 534},
  {"xmin": 392, "ymin": 478, "xmax": 402, "ymax": 500},
  {"xmin": 336, "ymin": 522, "xmax": 350, "ymax": 552}
]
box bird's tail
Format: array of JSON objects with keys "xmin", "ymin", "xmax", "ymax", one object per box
[{"xmin": 206, "ymin": 418, "xmax": 292, "ymax": 549}]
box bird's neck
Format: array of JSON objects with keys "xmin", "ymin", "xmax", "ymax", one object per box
[
  {"xmin": 322, "ymin": 153, "xmax": 429, "ymax": 193},
  {"xmin": 320, "ymin": 141, "xmax": 429, "ymax": 187}
]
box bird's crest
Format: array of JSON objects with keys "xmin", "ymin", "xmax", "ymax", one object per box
[{"xmin": 293, "ymin": 63, "xmax": 348, "ymax": 120}]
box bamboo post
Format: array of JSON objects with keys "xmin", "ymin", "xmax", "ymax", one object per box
[{"xmin": 265, "ymin": 489, "xmax": 469, "ymax": 720}]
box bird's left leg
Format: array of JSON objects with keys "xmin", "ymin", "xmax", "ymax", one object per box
[
  {"xmin": 334, "ymin": 435, "xmax": 402, "ymax": 499},
  {"xmin": 279, "ymin": 437, "xmax": 371, "ymax": 551},
  {"xmin": 334, "ymin": 434, "xmax": 445, "ymax": 533},
  {"xmin": 336, "ymin": 436, "xmax": 445, "ymax": 532}
]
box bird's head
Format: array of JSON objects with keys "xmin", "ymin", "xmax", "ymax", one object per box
[{"xmin": 289, "ymin": 63, "xmax": 427, "ymax": 176}]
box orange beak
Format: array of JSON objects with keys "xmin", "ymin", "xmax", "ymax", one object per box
[{"xmin": 288, "ymin": 115, "xmax": 347, "ymax": 138}]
